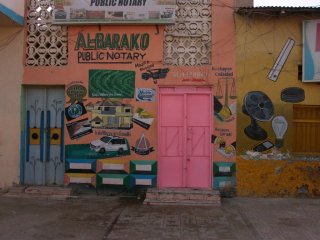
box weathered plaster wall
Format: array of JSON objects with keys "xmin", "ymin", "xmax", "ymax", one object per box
[
  {"xmin": 237, "ymin": 156, "xmax": 320, "ymax": 197},
  {"xmin": 0, "ymin": 27, "xmax": 23, "ymax": 190}
]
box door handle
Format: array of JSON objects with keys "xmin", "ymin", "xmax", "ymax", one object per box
[{"xmin": 187, "ymin": 158, "xmax": 191, "ymax": 162}]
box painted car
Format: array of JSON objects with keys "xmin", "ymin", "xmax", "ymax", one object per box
[{"xmin": 90, "ymin": 136, "xmax": 129, "ymax": 154}]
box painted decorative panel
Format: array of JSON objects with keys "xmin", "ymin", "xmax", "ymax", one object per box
[
  {"xmin": 26, "ymin": 0, "xmax": 68, "ymax": 66},
  {"xmin": 130, "ymin": 160, "xmax": 157, "ymax": 174},
  {"xmin": 213, "ymin": 162, "xmax": 236, "ymax": 177},
  {"xmin": 164, "ymin": 0, "xmax": 212, "ymax": 66},
  {"xmin": 64, "ymin": 173, "xmax": 96, "ymax": 186},
  {"xmin": 96, "ymin": 173, "xmax": 130, "ymax": 188},
  {"xmin": 65, "ymin": 158, "xmax": 96, "ymax": 172},
  {"xmin": 213, "ymin": 176, "xmax": 236, "ymax": 190},
  {"xmin": 130, "ymin": 175, "xmax": 157, "ymax": 187},
  {"xmin": 96, "ymin": 159, "xmax": 129, "ymax": 173}
]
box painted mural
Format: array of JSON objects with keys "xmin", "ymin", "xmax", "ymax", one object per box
[
  {"xmin": 90, "ymin": 100, "xmax": 133, "ymax": 130},
  {"xmin": 267, "ymin": 38, "xmax": 295, "ymax": 81},
  {"xmin": 23, "ymin": 1, "xmax": 237, "ymax": 191},
  {"xmin": 234, "ymin": 11, "xmax": 320, "ymax": 158},
  {"xmin": 242, "ymin": 91, "xmax": 274, "ymax": 141},
  {"xmin": 141, "ymin": 68, "xmax": 169, "ymax": 84},
  {"xmin": 212, "ymin": 74, "xmax": 237, "ymax": 166},
  {"xmin": 132, "ymin": 107, "xmax": 155, "ymax": 129},
  {"xmin": 64, "ymin": 66, "xmax": 159, "ymax": 187},
  {"xmin": 88, "ymin": 69, "xmax": 135, "ymax": 98},
  {"xmin": 240, "ymin": 90, "xmax": 291, "ymax": 153}
]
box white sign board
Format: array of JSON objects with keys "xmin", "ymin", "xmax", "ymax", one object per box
[{"xmin": 53, "ymin": 0, "xmax": 176, "ymax": 25}]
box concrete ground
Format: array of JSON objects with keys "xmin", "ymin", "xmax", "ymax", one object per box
[{"xmin": 0, "ymin": 193, "xmax": 319, "ymax": 240}]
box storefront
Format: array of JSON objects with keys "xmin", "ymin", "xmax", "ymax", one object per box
[{"xmin": 22, "ymin": 0, "xmax": 237, "ymax": 191}]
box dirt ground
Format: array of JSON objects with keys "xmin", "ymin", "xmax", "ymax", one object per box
[{"xmin": 0, "ymin": 192, "xmax": 320, "ymax": 240}]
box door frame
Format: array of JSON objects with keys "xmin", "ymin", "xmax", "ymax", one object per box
[{"xmin": 157, "ymin": 86, "xmax": 213, "ymax": 188}]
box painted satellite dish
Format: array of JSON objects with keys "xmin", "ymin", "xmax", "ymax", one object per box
[{"xmin": 243, "ymin": 91, "xmax": 274, "ymax": 141}]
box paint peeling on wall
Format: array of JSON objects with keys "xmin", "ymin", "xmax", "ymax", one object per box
[{"xmin": 237, "ymin": 156, "xmax": 320, "ymax": 197}]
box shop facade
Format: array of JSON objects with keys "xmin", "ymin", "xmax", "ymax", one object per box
[
  {"xmin": 235, "ymin": 7, "xmax": 320, "ymax": 197},
  {"xmin": 21, "ymin": 0, "xmax": 237, "ymax": 191}
]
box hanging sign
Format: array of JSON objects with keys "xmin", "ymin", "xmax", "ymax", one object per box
[{"xmin": 53, "ymin": 0, "xmax": 176, "ymax": 25}]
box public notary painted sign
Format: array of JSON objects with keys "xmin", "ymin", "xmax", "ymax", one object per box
[{"xmin": 53, "ymin": 0, "xmax": 176, "ymax": 24}]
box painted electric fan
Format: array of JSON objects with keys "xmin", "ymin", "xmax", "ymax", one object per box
[{"xmin": 242, "ymin": 91, "xmax": 274, "ymax": 140}]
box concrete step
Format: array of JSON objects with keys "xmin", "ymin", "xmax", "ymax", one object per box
[
  {"xmin": 3, "ymin": 186, "xmax": 27, "ymax": 197},
  {"xmin": 4, "ymin": 186, "xmax": 73, "ymax": 199},
  {"xmin": 24, "ymin": 186, "xmax": 73, "ymax": 196},
  {"xmin": 143, "ymin": 188, "xmax": 221, "ymax": 206}
]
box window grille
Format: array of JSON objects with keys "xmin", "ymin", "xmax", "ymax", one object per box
[
  {"xmin": 26, "ymin": 0, "xmax": 68, "ymax": 66},
  {"xmin": 164, "ymin": 0, "xmax": 212, "ymax": 66}
]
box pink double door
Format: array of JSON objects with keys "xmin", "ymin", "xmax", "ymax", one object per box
[{"xmin": 158, "ymin": 87, "xmax": 212, "ymax": 188}]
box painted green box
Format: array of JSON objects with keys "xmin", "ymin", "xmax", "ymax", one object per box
[
  {"xmin": 129, "ymin": 174, "xmax": 157, "ymax": 187},
  {"xmin": 66, "ymin": 144, "xmax": 125, "ymax": 159},
  {"xmin": 213, "ymin": 176, "xmax": 236, "ymax": 190},
  {"xmin": 213, "ymin": 162, "xmax": 236, "ymax": 177},
  {"xmin": 65, "ymin": 158, "xmax": 96, "ymax": 173},
  {"xmin": 96, "ymin": 173, "xmax": 130, "ymax": 188},
  {"xmin": 130, "ymin": 160, "xmax": 157, "ymax": 174}
]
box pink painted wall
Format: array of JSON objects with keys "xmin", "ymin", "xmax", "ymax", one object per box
[{"xmin": 23, "ymin": 0, "xmax": 237, "ymax": 187}]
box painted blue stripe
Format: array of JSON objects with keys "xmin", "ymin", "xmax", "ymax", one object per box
[
  {"xmin": 0, "ymin": 4, "xmax": 24, "ymax": 26},
  {"xmin": 60, "ymin": 110, "xmax": 64, "ymax": 162},
  {"xmin": 46, "ymin": 111, "xmax": 51, "ymax": 162},
  {"xmin": 19, "ymin": 132, "xmax": 25, "ymax": 184},
  {"xmin": 40, "ymin": 111, "xmax": 44, "ymax": 162},
  {"xmin": 26, "ymin": 111, "xmax": 30, "ymax": 163},
  {"xmin": 19, "ymin": 131, "xmax": 25, "ymax": 184}
]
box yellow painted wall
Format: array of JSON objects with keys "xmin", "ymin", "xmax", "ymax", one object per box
[
  {"xmin": 237, "ymin": 156, "xmax": 320, "ymax": 197},
  {"xmin": 0, "ymin": 27, "xmax": 23, "ymax": 190},
  {"xmin": 235, "ymin": 13, "xmax": 320, "ymax": 154}
]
